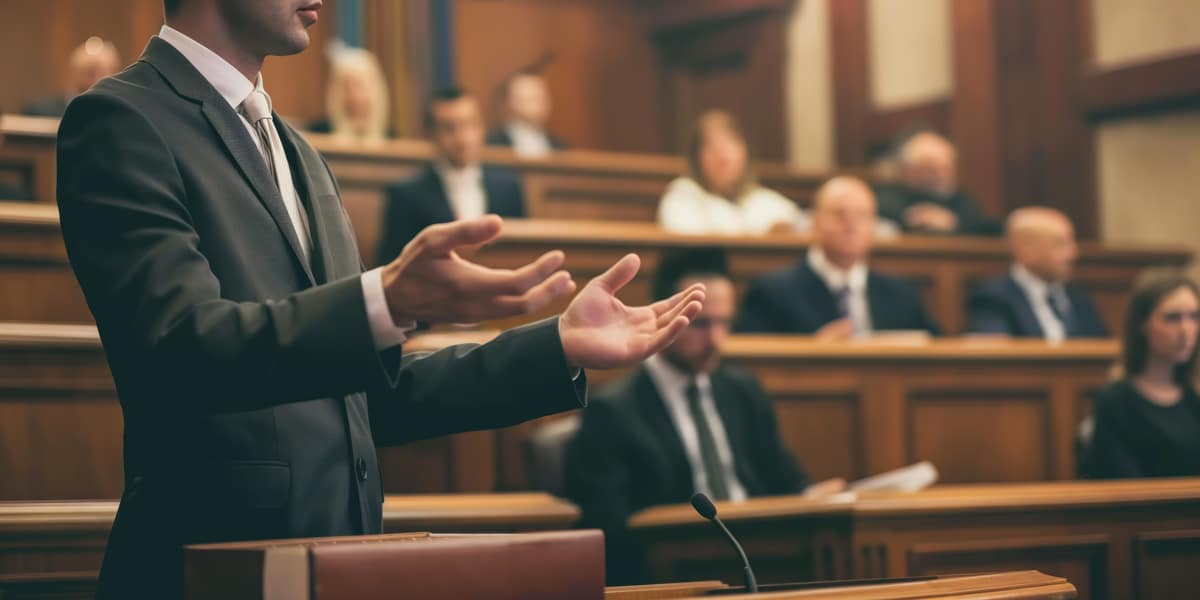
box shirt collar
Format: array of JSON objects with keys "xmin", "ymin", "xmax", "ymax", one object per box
[
  {"xmin": 434, "ymin": 160, "xmax": 483, "ymax": 185},
  {"xmin": 1011, "ymin": 263, "xmax": 1059, "ymax": 298},
  {"xmin": 158, "ymin": 25, "xmax": 259, "ymax": 110},
  {"xmin": 807, "ymin": 246, "xmax": 868, "ymax": 292},
  {"xmin": 507, "ymin": 120, "xmax": 546, "ymax": 138},
  {"xmin": 645, "ymin": 355, "xmax": 711, "ymax": 397}
]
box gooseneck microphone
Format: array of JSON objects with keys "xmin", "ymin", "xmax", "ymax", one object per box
[{"xmin": 690, "ymin": 493, "xmax": 758, "ymax": 593}]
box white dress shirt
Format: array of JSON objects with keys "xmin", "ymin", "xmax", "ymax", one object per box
[
  {"xmin": 1010, "ymin": 263, "xmax": 1069, "ymax": 342},
  {"xmin": 644, "ymin": 355, "xmax": 748, "ymax": 502},
  {"xmin": 158, "ymin": 25, "xmax": 412, "ymax": 350},
  {"xmin": 505, "ymin": 121, "xmax": 553, "ymax": 158},
  {"xmin": 434, "ymin": 161, "xmax": 487, "ymax": 220},
  {"xmin": 807, "ymin": 246, "xmax": 872, "ymax": 335},
  {"xmin": 658, "ymin": 176, "xmax": 808, "ymax": 236}
]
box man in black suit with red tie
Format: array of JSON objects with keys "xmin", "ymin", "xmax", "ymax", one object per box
[{"xmin": 56, "ymin": 1, "xmax": 705, "ymax": 597}]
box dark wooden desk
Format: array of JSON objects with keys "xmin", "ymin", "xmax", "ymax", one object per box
[
  {"xmin": 0, "ymin": 323, "xmax": 1121, "ymax": 502},
  {"xmin": 0, "ymin": 493, "xmax": 578, "ymax": 599},
  {"xmin": 629, "ymin": 478, "xmax": 1200, "ymax": 600},
  {"xmin": 604, "ymin": 572, "xmax": 1075, "ymax": 599}
]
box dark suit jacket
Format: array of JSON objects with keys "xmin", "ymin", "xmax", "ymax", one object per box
[
  {"xmin": 874, "ymin": 183, "xmax": 1001, "ymax": 236},
  {"xmin": 735, "ymin": 259, "xmax": 941, "ymax": 335},
  {"xmin": 486, "ymin": 125, "xmax": 567, "ymax": 151},
  {"xmin": 375, "ymin": 163, "xmax": 525, "ymax": 265},
  {"xmin": 967, "ymin": 275, "xmax": 1109, "ymax": 338},
  {"xmin": 57, "ymin": 37, "xmax": 584, "ymax": 599},
  {"xmin": 564, "ymin": 365, "xmax": 806, "ymax": 583},
  {"xmin": 1082, "ymin": 380, "xmax": 1200, "ymax": 479},
  {"xmin": 23, "ymin": 95, "xmax": 70, "ymax": 118}
]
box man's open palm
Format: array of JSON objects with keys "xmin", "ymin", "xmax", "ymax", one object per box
[{"xmin": 559, "ymin": 254, "xmax": 705, "ymax": 370}]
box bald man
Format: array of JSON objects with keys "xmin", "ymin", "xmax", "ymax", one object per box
[
  {"xmin": 24, "ymin": 37, "xmax": 122, "ymax": 118},
  {"xmin": 967, "ymin": 207, "xmax": 1108, "ymax": 340},
  {"xmin": 736, "ymin": 176, "xmax": 940, "ymax": 337},
  {"xmin": 874, "ymin": 132, "xmax": 1000, "ymax": 236},
  {"xmin": 486, "ymin": 72, "xmax": 567, "ymax": 157}
]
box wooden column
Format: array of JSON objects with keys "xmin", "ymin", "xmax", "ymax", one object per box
[{"xmin": 949, "ymin": 0, "xmax": 1098, "ymax": 238}]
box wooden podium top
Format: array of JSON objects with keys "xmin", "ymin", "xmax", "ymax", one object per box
[
  {"xmin": 605, "ymin": 572, "xmax": 1073, "ymax": 599},
  {"xmin": 628, "ymin": 478, "xmax": 1200, "ymax": 528}
]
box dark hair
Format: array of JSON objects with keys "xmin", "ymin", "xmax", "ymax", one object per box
[
  {"xmin": 1122, "ymin": 271, "xmax": 1200, "ymax": 385},
  {"xmin": 687, "ymin": 110, "xmax": 755, "ymax": 199},
  {"xmin": 652, "ymin": 247, "xmax": 730, "ymax": 302},
  {"xmin": 423, "ymin": 86, "xmax": 471, "ymax": 130},
  {"xmin": 163, "ymin": 0, "xmax": 184, "ymax": 16}
]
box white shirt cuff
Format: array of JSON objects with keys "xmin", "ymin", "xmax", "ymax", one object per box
[{"xmin": 361, "ymin": 267, "xmax": 416, "ymax": 350}]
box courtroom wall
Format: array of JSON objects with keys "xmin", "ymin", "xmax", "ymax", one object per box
[
  {"xmin": 866, "ymin": 0, "xmax": 952, "ymax": 110},
  {"xmin": 1091, "ymin": 0, "xmax": 1200, "ymax": 68},
  {"xmin": 784, "ymin": 0, "xmax": 834, "ymax": 169}
]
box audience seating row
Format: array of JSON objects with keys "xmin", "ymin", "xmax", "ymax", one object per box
[{"xmin": 0, "ymin": 202, "xmax": 1189, "ymax": 335}]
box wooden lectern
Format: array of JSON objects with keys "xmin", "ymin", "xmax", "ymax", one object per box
[{"xmin": 184, "ymin": 530, "xmax": 605, "ymax": 600}]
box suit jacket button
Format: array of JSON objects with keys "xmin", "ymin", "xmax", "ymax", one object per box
[{"xmin": 356, "ymin": 457, "xmax": 368, "ymax": 481}]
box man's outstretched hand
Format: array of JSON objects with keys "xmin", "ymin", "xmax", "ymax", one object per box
[
  {"xmin": 559, "ymin": 254, "xmax": 705, "ymax": 370},
  {"xmin": 382, "ymin": 216, "xmax": 576, "ymax": 325}
]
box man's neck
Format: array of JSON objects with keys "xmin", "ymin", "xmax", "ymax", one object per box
[{"xmin": 166, "ymin": 17, "xmax": 262, "ymax": 82}]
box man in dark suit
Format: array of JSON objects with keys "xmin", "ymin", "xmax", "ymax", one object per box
[
  {"xmin": 874, "ymin": 131, "xmax": 1000, "ymax": 236},
  {"xmin": 376, "ymin": 87, "xmax": 525, "ymax": 265},
  {"xmin": 968, "ymin": 207, "xmax": 1108, "ymax": 340},
  {"xmin": 737, "ymin": 176, "xmax": 940, "ymax": 337},
  {"xmin": 566, "ymin": 248, "xmax": 845, "ymax": 583},
  {"xmin": 56, "ymin": 2, "xmax": 705, "ymax": 597},
  {"xmin": 486, "ymin": 72, "xmax": 567, "ymax": 157},
  {"xmin": 23, "ymin": 36, "xmax": 121, "ymax": 118}
]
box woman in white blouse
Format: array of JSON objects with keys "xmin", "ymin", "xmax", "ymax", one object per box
[{"xmin": 658, "ymin": 110, "xmax": 807, "ymax": 235}]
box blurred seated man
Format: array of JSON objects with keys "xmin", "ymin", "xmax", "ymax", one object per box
[
  {"xmin": 658, "ymin": 110, "xmax": 806, "ymax": 236},
  {"xmin": 376, "ymin": 87, "xmax": 524, "ymax": 265},
  {"xmin": 968, "ymin": 207, "xmax": 1108, "ymax": 340},
  {"xmin": 736, "ymin": 176, "xmax": 940, "ymax": 338},
  {"xmin": 309, "ymin": 45, "xmax": 391, "ymax": 142},
  {"xmin": 874, "ymin": 131, "xmax": 1000, "ymax": 235},
  {"xmin": 486, "ymin": 72, "xmax": 566, "ymax": 158},
  {"xmin": 24, "ymin": 37, "xmax": 121, "ymax": 118},
  {"xmin": 565, "ymin": 247, "xmax": 844, "ymax": 584}
]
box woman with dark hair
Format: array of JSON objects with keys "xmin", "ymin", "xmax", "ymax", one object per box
[
  {"xmin": 657, "ymin": 110, "xmax": 806, "ymax": 236},
  {"xmin": 1082, "ymin": 272, "xmax": 1200, "ymax": 478}
]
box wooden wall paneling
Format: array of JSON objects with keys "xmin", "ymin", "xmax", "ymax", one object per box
[
  {"xmin": 863, "ymin": 99, "xmax": 952, "ymax": 160},
  {"xmin": 1080, "ymin": 51, "xmax": 1200, "ymax": 121},
  {"xmin": 948, "ymin": 0, "xmax": 1004, "ymax": 219},
  {"xmin": 1132, "ymin": 530, "xmax": 1200, "ymax": 600},
  {"xmin": 0, "ymin": 203, "xmax": 91, "ymax": 324},
  {"xmin": 905, "ymin": 535, "xmax": 1111, "ymax": 600},
  {"xmin": 454, "ymin": 0, "xmax": 665, "ymax": 153},
  {"xmin": 828, "ymin": 0, "xmax": 871, "ymax": 166}
]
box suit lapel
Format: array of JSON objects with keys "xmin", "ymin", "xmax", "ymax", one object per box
[
  {"xmin": 634, "ymin": 368, "xmax": 692, "ymax": 483},
  {"xmin": 799, "ymin": 261, "xmax": 841, "ymax": 327},
  {"xmin": 422, "ymin": 165, "xmax": 456, "ymax": 223},
  {"xmin": 277, "ymin": 122, "xmax": 333, "ymax": 283},
  {"xmin": 139, "ymin": 37, "xmax": 315, "ymax": 286},
  {"xmin": 1007, "ymin": 277, "xmax": 1046, "ymax": 337}
]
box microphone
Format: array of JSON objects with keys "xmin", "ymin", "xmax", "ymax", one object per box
[{"xmin": 690, "ymin": 493, "xmax": 758, "ymax": 593}]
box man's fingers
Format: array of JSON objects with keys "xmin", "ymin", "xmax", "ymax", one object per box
[
  {"xmin": 656, "ymin": 291, "xmax": 705, "ymax": 328},
  {"xmin": 650, "ymin": 283, "xmax": 706, "ymax": 317},
  {"xmin": 640, "ymin": 314, "xmax": 693, "ymax": 358},
  {"xmin": 487, "ymin": 271, "xmax": 576, "ymax": 318},
  {"xmin": 419, "ymin": 215, "xmax": 504, "ymax": 255},
  {"xmin": 457, "ymin": 250, "xmax": 566, "ymax": 296},
  {"xmin": 592, "ymin": 253, "xmax": 641, "ymax": 294}
]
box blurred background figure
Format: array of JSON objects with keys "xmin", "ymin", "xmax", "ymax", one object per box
[
  {"xmin": 486, "ymin": 72, "xmax": 566, "ymax": 158},
  {"xmin": 309, "ymin": 44, "xmax": 391, "ymax": 142},
  {"xmin": 875, "ymin": 131, "xmax": 1000, "ymax": 236},
  {"xmin": 736, "ymin": 176, "xmax": 939, "ymax": 338},
  {"xmin": 1081, "ymin": 273, "xmax": 1200, "ymax": 479},
  {"xmin": 23, "ymin": 36, "xmax": 120, "ymax": 117},
  {"xmin": 376, "ymin": 86, "xmax": 524, "ymax": 265},
  {"xmin": 968, "ymin": 207, "xmax": 1108, "ymax": 340},
  {"xmin": 566, "ymin": 247, "xmax": 843, "ymax": 585},
  {"xmin": 658, "ymin": 110, "xmax": 806, "ymax": 236}
]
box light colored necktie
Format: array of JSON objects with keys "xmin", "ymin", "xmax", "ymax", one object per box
[{"xmin": 239, "ymin": 87, "xmax": 311, "ymax": 261}]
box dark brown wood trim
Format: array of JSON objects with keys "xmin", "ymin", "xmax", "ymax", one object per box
[
  {"xmin": 1080, "ymin": 51, "xmax": 1200, "ymax": 121},
  {"xmin": 829, "ymin": 0, "xmax": 871, "ymax": 165},
  {"xmin": 863, "ymin": 98, "xmax": 952, "ymax": 158}
]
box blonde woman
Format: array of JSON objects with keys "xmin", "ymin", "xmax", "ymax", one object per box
[
  {"xmin": 658, "ymin": 110, "xmax": 806, "ymax": 236},
  {"xmin": 312, "ymin": 45, "xmax": 390, "ymax": 142}
]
